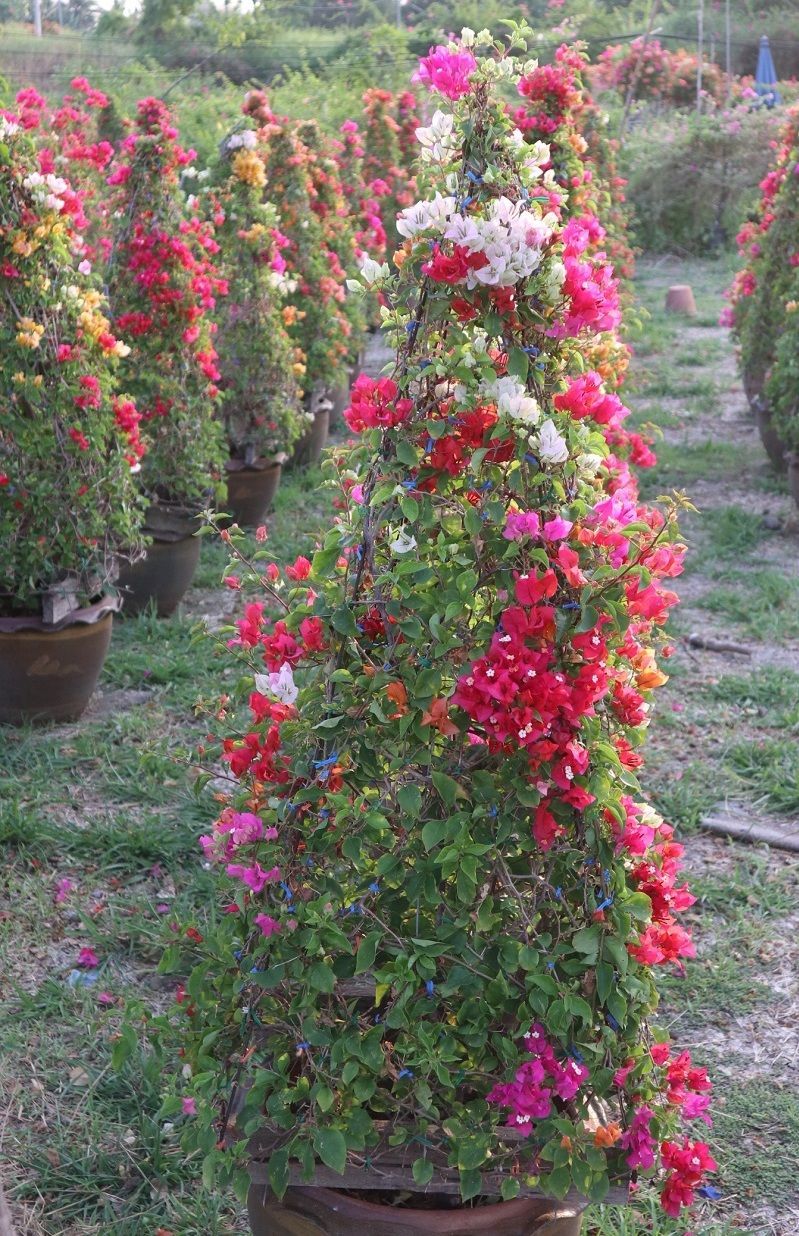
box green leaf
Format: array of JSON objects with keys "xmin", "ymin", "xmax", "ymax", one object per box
[
  {"xmin": 507, "ymin": 346, "xmax": 529, "ymax": 382},
  {"xmin": 329, "ymin": 606, "xmax": 359, "ymax": 638},
  {"xmin": 111, "ymin": 1024, "xmax": 137, "ymax": 1071},
  {"xmin": 457, "ymin": 1140, "xmax": 489, "ymax": 1171},
  {"xmin": 397, "ymin": 784, "xmax": 422, "ymax": 818},
  {"xmin": 606, "ymin": 988, "xmax": 628, "ymax": 1026},
  {"xmin": 625, "ymin": 891, "xmax": 653, "ymax": 922},
  {"xmin": 575, "ymin": 602, "xmax": 600, "ymax": 633},
  {"xmin": 501, "ymin": 1176, "xmax": 521, "ymax": 1201},
  {"xmin": 596, "ymin": 960, "xmax": 614, "ymax": 1005},
  {"xmin": 308, "ymin": 962, "xmax": 336, "ymax": 993},
  {"xmin": 396, "ymin": 440, "xmax": 418, "ymax": 466},
  {"xmin": 355, "ymin": 931, "xmax": 381, "ymax": 974},
  {"xmin": 314, "ymin": 1085, "xmax": 335, "ymax": 1113},
  {"xmin": 313, "ymin": 1128, "xmax": 347, "ymax": 1176},
  {"xmin": 571, "ymin": 925, "xmax": 601, "ymax": 963},
  {"xmin": 422, "ymin": 818, "xmax": 448, "ymax": 850},
  {"xmin": 268, "ymin": 1147, "xmax": 290, "ymax": 1198},
  {"xmin": 459, "ymin": 1168, "xmax": 482, "ymax": 1202},
  {"xmin": 431, "ymin": 770, "xmax": 461, "ymax": 806},
  {"xmin": 400, "ymin": 495, "xmax": 419, "ymax": 521},
  {"xmin": 412, "ymin": 1157, "xmax": 434, "ymax": 1186}
]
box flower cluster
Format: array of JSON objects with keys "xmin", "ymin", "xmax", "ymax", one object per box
[{"xmin": 160, "ymin": 28, "xmax": 715, "ymax": 1221}]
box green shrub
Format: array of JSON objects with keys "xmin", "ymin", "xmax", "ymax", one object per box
[{"xmin": 622, "ymin": 106, "xmax": 786, "ymax": 253}]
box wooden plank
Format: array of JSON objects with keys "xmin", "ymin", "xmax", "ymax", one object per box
[
  {"xmin": 702, "ymin": 812, "xmax": 799, "ymax": 854},
  {"xmin": 247, "ymin": 1159, "xmax": 629, "ymax": 1206}
]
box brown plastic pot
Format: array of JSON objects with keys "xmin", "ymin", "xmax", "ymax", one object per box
[
  {"xmin": 225, "ymin": 459, "xmax": 282, "ymax": 527},
  {"xmin": 247, "ymin": 1186, "xmax": 583, "ymax": 1236},
  {"xmin": 754, "ymin": 403, "xmax": 787, "ymax": 473},
  {"xmin": 291, "ymin": 407, "xmax": 331, "ymax": 469},
  {"xmin": 0, "ymin": 598, "xmax": 116, "ymax": 725},
  {"xmin": 117, "ymin": 534, "xmax": 201, "ymax": 618}
]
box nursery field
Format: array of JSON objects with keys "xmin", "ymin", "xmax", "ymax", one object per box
[{"xmin": 1, "ymin": 257, "xmax": 798, "ymax": 1235}]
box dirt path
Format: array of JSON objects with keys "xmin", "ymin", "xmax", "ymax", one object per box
[{"xmin": 627, "ymin": 259, "xmax": 799, "ymax": 1236}]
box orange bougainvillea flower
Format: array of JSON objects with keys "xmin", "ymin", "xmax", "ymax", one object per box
[
  {"xmin": 593, "ymin": 1122, "xmax": 622, "ymax": 1148},
  {"xmin": 421, "ymin": 697, "xmax": 459, "ymax": 737},
  {"xmin": 386, "ymin": 680, "xmax": 409, "ymax": 718},
  {"xmin": 637, "ymin": 666, "xmax": 669, "ymax": 691}
]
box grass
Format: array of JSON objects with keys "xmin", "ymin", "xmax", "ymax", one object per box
[
  {"xmin": 697, "ymin": 568, "xmax": 799, "ymax": 641},
  {"xmin": 726, "ymin": 739, "xmax": 799, "ymax": 816}
]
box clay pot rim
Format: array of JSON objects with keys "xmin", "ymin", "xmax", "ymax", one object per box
[
  {"xmin": 283, "ymin": 1185, "xmax": 580, "ymax": 1227},
  {"xmin": 226, "ymin": 456, "xmax": 283, "ymax": 475},
  {"xmin": 0, "ymin": 595, "xmax": 119, "ymax": 634}
]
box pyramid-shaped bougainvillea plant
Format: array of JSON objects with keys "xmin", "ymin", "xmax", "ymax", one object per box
[
  {"xmin": 165, "ymin": 26, "xmax": 716, "ymax": 1222},
  {"xmin": 0, "ymin": 113, "xmax": 144, "ymax": 615},
  {"xmin": 725, "ymin": 107, "xmax": 799, "ymax": 457}
]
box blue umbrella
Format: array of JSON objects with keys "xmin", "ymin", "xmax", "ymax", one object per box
[{"xmin": 755, "ymin": 35, "xmax": 780, "ymax": 107}]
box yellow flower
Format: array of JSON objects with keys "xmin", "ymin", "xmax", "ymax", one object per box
[
  {"xmin": 12, "ymin": 372, "xmax": 26, "ymax": 384},
  {"xmin": 232, "ymin": 150, "xmax": 267, "ymax": 189},
  {"xmin": 16, "ymin": 317, "xmax": 44, "ymax": 348}
]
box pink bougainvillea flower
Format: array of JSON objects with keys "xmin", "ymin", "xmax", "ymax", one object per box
[
  {"xmin": 225, "ymin": 861, "xmax": 280, "ymax": 893},
  {"xmin": 542, "ymin": 516, "xmax": 573, "ymax": 540},
  {"xmin": 181, "ymin": 1096, "xmax": 197, "ymax": 1116},
  {"xmin": 414, "ymin": 45, "xmax": 477, "ymax": 100},
  {"xmin": 254, "ymin": 913, "xmax": 281, "ymax": 938},
  {"xmin": 54, "ymin": 877, "xmax": 76, "ymax": 904},
  {"xmin": 503, "ymin": 510, "xmax": 540, "ymax": 540},
  {"xmin": 77, "ymin": 947, "xmax": 99, "ymax": 969}
]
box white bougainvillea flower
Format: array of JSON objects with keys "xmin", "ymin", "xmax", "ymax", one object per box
[
  {"xmin": 390, "ymin": 529, "xmax": 418, "ymax": 555},
  {"xmin": 359, "ymin": 255, "xmax": 390, "ymax": 287},
  {"xmin": 483, "ymin": 375, "xmax": 540, "ymax": 425},
  {"xmin": 537, "ymin": 420, "xmax": 569, "ymax": 464},
  {"xmin": 416, "ymin": 111, "xmax": 459, "ymax": 163},
  {"xmin": 396, "ymin": 193, "xmax": 456, "ymax": 239},
  {"xmin": 254, "ymin": 662, "xmax": 298, "ymax": 706}
]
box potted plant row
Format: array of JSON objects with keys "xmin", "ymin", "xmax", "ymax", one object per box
[
  {"xmin": 0, "ymin": 115, "xmax": 145, "ymax": 724},
  {"xmin": 241, "ymin": 97, "xmax": 353, "ymax": 469},
  {"xmin": 151, "ymin": 25, "xmax": 717, "ymax": 1236}
]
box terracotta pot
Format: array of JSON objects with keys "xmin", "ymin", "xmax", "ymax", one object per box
[
  {"xmin": 291, "ymin": 407, "xmax": 331, "ymax": 469},
  {"xmin": 754, "ymin": 402, "xmax": 787, "ymax": 473},
  {"xmin": 0, "ymin": 597, "xmax": 116, "ymax": 725},
  {"xmin": 117, "ymin": 534, "xmax": 201, "ymax": 618},
  {"xmin": 787, "ymin": 453, "xmax": 799, "ymax": 510},
  {"xmin": 247, "ymin": 1186, "xmax": 583, "ymax": 1236},
  {"xmin": 664, "ymin": 284, "xmax": 697, "ymax": 316},
  {"xmin": 225, "ymin": 459, "xmax": 282, "ymax": 527}
]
